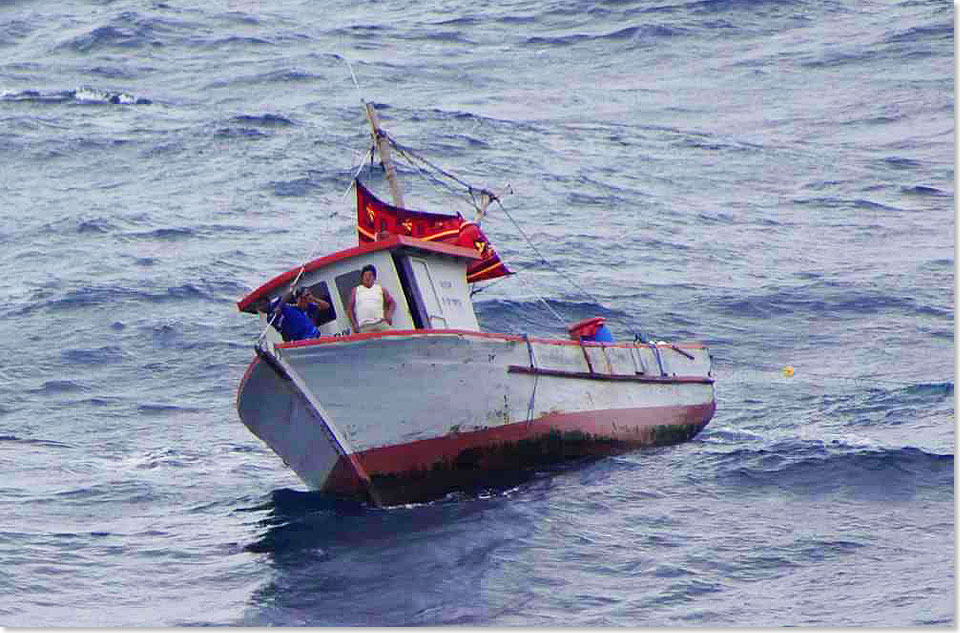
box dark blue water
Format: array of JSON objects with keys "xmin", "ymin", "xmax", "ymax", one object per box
[{"xmin": 0, "ymin": 0, "xmax": 953, "ymax": 626}]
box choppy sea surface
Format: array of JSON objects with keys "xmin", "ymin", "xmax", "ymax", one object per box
[{"xmin": 0, "ymin": 0, "xmax": 954, "ymax": 627}]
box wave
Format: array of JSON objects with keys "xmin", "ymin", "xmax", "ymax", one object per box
[
  {"xmin": 270, "ymin": 176, "xmax": 325, "ymax": 197},
  {"xmin": 0, "ymin": 87, "xmax": 152, "ymax": 105},
  {"xmin": 137, "ymin": 403, "xmax": 204, "ymax": 416},
  {"xmin": 29, "ymin": 380, "xmax": 87, "ymax": 395},
  {"xmin": 0, "ymin": 435, "xmax": 71, "ymax": 448},
  {"xmin": 792, "ymin": 195, "xmax": 904, "ymax": 213},
  {"xmin": 59, "ymin": 25, "xmax": 146, "ymax": 52},
  {"xmin": 61, "ymin": 345, "xmax": 125, "ymax": 365},
  {"xmin": 880, "ymin": 156, "xmax": 923, "ymax": 170},
  {"xmin": 430, "ymin": 16, "xmax": 481, "ymax": 27},
  {"xmin": 708, "ymin": 281, "xmax": 946, "ymax": 321},
  {"xmin": 50, "ymin": 480, "xmax": 157, "ymax": 506},
  {"xmin": 407, "ymin": 28, "xmax": 476, "ymax": 45},
  {"xmin": 883, "ymin": 22, "xmax": 953, "ymax": 45},
  {"xmin": 74, "ymin": 86, "xmax": 152, "ymax": 105},
  {"xmin": 686, "ymin": 0, "xmax": 810, "ymax": 11},
  {"xmin": 901, "ymin": 381, "xmax": 954, "ymax": 397},
  {"xmin": 121, "ymin": 223, "xmax": 279, "ymax": 242},
  {"xmin": 213, "ymin": 127, "xmax": 268, "ymax": 140},
  {"xmin": 523, "ymin": 24, "xmax": 687, "ymax": 48},
  {"xmin": 799, "ymin": 50, "xmax": 875, "ymax": 70},
  {"xmin": 207, "ymin": 69, "xmax": 324, "ymax": 89},
  {"xmin": 900, "ymin": 185, "xmax": 949, "ymax": 197},
  {"xmin": 77, "ymin": 218, "xmax": 116, "ymax": 234},
  {"xmin": 9, "ymin": 280, "xmax": 230, "ymax": 317},
  {"xmin": 86, "ymin": 65, "xmax": 139, "ymax": 80},
  {"xmin": 714, "ymin": 439, "xmax": 953, "ymax": 500},
  {"xmin": 0, "ymin": 17, "xmax": 32, "ymax": 46},
  {"xmin": 201, "ymin": 34, "xmax": 273, "ymax": 48},
  {"xmin": 819, "ymin": 381, "xmax": 954, "ymax": 427},
  {"xmin": 129, "ymin": 227, "xmax": 196, "ymax": 240},
  {"xmin": 230, "ymin": 113, "xmax": 296, "ymax": 128},
  {"xmin": 699, "ymin": 426, "xmax": 766, "ymax": 444},
  {"xmin": 54, "ymin": 11, "xmax": 202, "ymax": 53}
]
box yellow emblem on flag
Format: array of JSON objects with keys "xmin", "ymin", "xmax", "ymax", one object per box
[{"xmin": 366, "ymin": 204, "xmax": 375, "ymax": 223}]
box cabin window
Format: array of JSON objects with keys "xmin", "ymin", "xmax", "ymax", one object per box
[
  {"xmin": 304, "ymin": 281, "xmax": 337, "ymax": 326},
  {"xmin": 334, "ymin": 269, "xmax": 364, "ymax": 318},
  {"xmin": 392, "ymin": 254, "xmax": 426, "ymax": 329}
]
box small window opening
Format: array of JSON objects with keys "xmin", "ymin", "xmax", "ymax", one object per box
[{"xmin": 304, "ymin": 281, "xmax": 337, "ymax": 326}]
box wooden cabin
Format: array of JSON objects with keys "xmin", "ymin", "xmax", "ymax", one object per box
[{"xmin": 237, "ymin": 235, "xmax": 483, "ymax": 343}]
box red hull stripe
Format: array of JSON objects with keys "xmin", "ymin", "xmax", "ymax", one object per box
[{"xmin": 323, "ymin": 401, "xmax": 716, "ymax": 502}]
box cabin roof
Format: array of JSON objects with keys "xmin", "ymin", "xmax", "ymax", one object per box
[{"xmin": 236, "ymin": 235, "xmax": 481, "ymax": 313}]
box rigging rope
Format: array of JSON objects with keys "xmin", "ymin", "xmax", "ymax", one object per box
[
  {"xmin": 386, "ymin": 134, "xmax": 479, "ymax": 198},
  {"xmin": 342, "ymin": 55, "xmax": 365, "ymax": 107},
  {"xmin": 335, "ymin": 58, "xmax": 642, "ymax": 340},
  {"xmin": 387, "ymin": 139, "xmax": 484, "ymax": 213},
  {"xmin": 378, "ymin": 132, "xmax": 646, "ymax": 339},
  {"xmin": 490, "ymin": 196, "xmax": 644, "ymax": 340},
  {"xmin": 511, "ymin": 270, "xmax": 569, "ymax": 325},
  {"xmin": 342, "ymin": 145, "xmax": 375, "ymax": 201},
  {"xmin": 256, "ymin": 143, "xmax": 375, "ymax": 346}
]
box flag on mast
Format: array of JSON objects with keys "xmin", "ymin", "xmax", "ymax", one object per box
[{"xmin": 355, "ymin": 179, "xmax": 511, "ymax": 283}]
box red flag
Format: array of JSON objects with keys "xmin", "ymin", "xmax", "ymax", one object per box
[{"xmin": 356, "ymin": 179, "xmax": 511, "ymax": 283}]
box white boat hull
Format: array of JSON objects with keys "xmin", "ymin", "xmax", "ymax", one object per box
[{"xmin": 237, "ymin": 329, "xmax": 716, "ymax": 505}]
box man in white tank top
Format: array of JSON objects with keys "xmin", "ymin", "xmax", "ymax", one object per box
[{"xmin": 347, "ymin": 264, "xmax": 396, "ymax": 334}]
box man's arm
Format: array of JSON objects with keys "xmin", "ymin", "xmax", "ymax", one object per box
[
  {"xmin": 382, "ymin": 287, "xmax": 396, "ymax": 325},
  {"xmin": 347, "ymin": 287, "xmax": 360, "ymax": 333}
]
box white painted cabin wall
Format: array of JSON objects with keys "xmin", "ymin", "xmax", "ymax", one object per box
[
  {"xmin": 297, "ymin": 250, "xmax": 416, "ymax": 335},
  {"xmin": 406, "ymin": 255, "xmax": 480, "ymax": 331}
]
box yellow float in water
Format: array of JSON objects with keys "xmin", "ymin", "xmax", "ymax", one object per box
[{"xmin": 782, "ymin": 365, "xmax": 796, "ymax": 378}]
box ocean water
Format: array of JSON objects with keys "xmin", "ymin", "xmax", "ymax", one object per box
[{"xmin": 0, "ymin": 0, "xmax": 954, "ymax": 627}]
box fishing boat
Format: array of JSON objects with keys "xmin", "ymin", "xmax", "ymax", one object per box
[{"xmin": 235, "ymin": 103, "xmax": 716, "ymax": 506}]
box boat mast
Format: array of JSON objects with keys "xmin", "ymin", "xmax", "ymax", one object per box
[
  {"xmin": 474, "ymin": 192, "xmax": 492, "ymax": 222},
  {"xmin": 364, "ymin": 102, "xmax": 405, "ymax": 208}
]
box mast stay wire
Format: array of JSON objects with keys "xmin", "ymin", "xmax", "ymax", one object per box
[
  {"xmin": 380, "ymin": 132, "xmax": 646, "ymax": 340},
  {"xmin": 255, "ymin": 57, "xmax": 571, "ymax": 345},
  {"xmin": 374, "ymin": 123, "xmax": 948, "ymax": 390},
  {"xmin": 489, "ymin": 196, "xmax": 643, "ymax": 339},
  {"xmin": 338, "ymin": 56, "xmax": 643, "ymax": 339},
  {"xmin": 389, "ymin": 142, "xmax": 571, "ymax": 328},
  {"xmin": 254, "ymin": 81, "xmax": 375, "ymax": 346},
  {"xmin": 388, "ymin": 136, "xmax": 483, "ymax": 210},
  {"xmin": 267, "ymin": 60, "xmax": 941, "ymax": 391}
]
